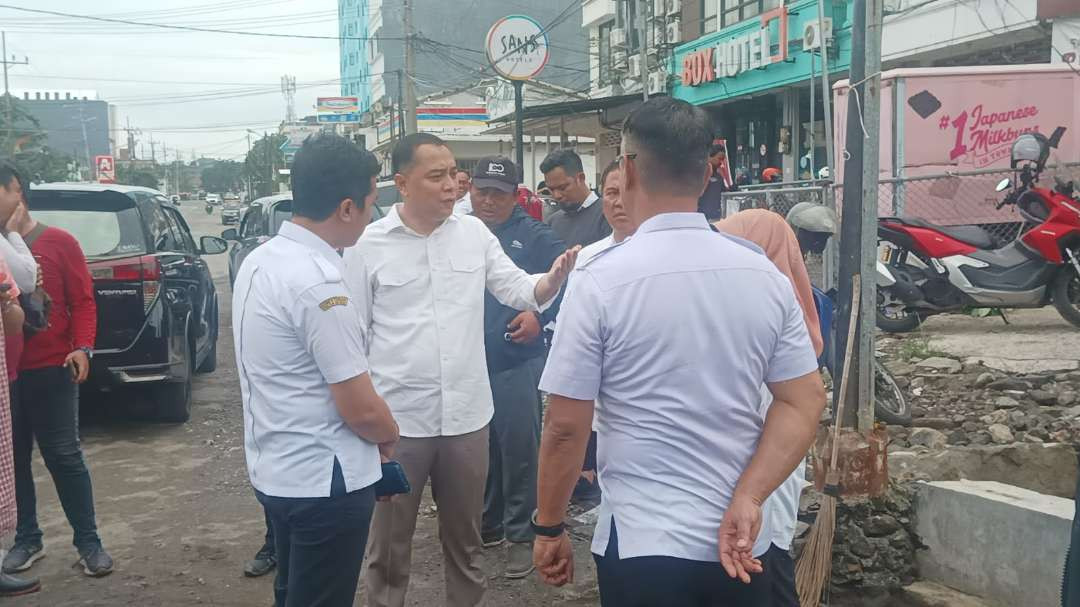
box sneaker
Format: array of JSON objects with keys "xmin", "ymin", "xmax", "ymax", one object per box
[
  {"xmin": 77, "ymin": 546, "xmax": 114, "ymax": 578},
  {"xmin": 504, "ymin": 542, "xmax": 535, "ymax": 579},
  {"xmin": 243, "ymin": 547, "xmax": 277, "ymax": 578},
  {"xmin": 481, "ymin": 529, "xmax": 505, "ymax": 549},
  {"xmin": 2, "ymin": 544, "xmax": 45, "ymax": 574},
  {"xmin": 0, "ymin": 572, "xmax": 40, "ymax": 597}
]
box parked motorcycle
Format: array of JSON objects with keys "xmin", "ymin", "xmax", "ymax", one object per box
[
  {"xmin": 876, "ymin": 130, "xmax": 1080, "ymax": 332},
  {"xmin": 786, "ymin": 203, "xmax": 912, "ymax": 426},
  {"xmin": 205, "ymin": 203, "xmax": 214, "ymax": 215}
]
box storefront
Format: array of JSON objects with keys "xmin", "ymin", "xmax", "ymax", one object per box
[{"xmin": 671, "ymin": 0, "xmax": 853, "ymax": 182}]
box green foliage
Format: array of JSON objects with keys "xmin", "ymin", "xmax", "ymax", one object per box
[
  {"xmin": 200, "ymin": 160, "xmax": 244, "ymax": 194},
  {"xmin": 0, "ymin": 95, "xmax": 77, "ymax": 182},
  {"xmin": 244, "ymin": 133, "xmax": 287, "ymax": 198}
]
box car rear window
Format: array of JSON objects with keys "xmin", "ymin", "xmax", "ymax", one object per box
[
  {"xmin": 29, "ymin": 191, "xmax": 147, "ymax": 258},
  {"xmin": 270, "ymin": 201, "xmax": 293, "ymax": 235}
]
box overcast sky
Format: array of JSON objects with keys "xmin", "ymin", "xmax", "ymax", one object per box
[{"xmin": 3, "ymin": 0, "xmax": 342, "ymax": 161}]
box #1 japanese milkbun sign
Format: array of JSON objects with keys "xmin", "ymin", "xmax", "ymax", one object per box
[{"xmin": 486, "ymin": 15, "xmax": 549, "ymax": 81}]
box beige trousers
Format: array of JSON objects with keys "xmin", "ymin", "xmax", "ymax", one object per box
[{"xmin": 365, "ymin": 426, "xmax": 489, "ymax": 607}]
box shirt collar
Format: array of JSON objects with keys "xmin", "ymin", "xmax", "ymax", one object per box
[
  {"xmin": 637, "ymin": 212, "xmax": 711, "ymax": 235},
  {"xmin": 385, "ymin": 203, "xmax": 459, "ymax": 236},
  {"xmin": 278, "ymin": 221, "xmax": 344, "ymax": 267},
  {"xmin": 581, "ymin": 191, "xmax": 599, "ymax": 210}
]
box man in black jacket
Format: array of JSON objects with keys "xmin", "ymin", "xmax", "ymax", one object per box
[{"xmin": 471, "ymin": 156, "xmax": 566, "ymax": 580}]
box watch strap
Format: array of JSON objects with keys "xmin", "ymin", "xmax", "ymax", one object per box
[{"xmin": 530, "ymin": 510, "xmax": 565, "ymax": 538}]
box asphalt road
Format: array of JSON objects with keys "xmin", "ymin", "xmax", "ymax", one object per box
[{"xmin": 9, "ymin": 201, "xmax": 600, "ymax": 606}]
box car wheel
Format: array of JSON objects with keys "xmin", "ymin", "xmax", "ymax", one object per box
[
  {"xmin": 157, "ymin": 338, "xmax": 193, "ymax": 423},
  {"xmin": 196, "ymin": 308, "xmax": 218, "ymax": 374}
]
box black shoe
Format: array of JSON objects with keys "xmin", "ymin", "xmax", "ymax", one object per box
[
  {"xmin": 78, "ymin": 545, "xmax": 114, "ymax": 578},
  {"xmin": 2, "ymin": 544, "xmax": 44, "ymax": 574},
  {"xmin": 243, "ymin": 548, "xmax": 276, "ymax": 578},
  {"xmin": 0, "ymin": 572, "xmax": 40, "ymax": 596},
  {"xmin": 481, "ymin": 529, "xmax": 505, "ymax": 549}
]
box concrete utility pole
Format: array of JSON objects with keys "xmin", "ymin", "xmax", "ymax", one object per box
[
  {"xmin": 856, "ymin": 0, "xmax": 884, "ymax": 432},
  {"xmin": 1, "ymin": 32, "xmax": 30, "ymax": 144},
  {"xmin": 402, "ymin": 0, "xmax": 418, "ymax": 134}
]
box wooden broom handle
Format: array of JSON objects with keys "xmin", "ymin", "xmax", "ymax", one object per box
[{"xmin": 829, "ymin": 274, "xmax": 861, "ymax": 473}]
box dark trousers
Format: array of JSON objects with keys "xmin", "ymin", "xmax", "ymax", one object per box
[
  {"xmin": 593, "ymin": 521, "xmax": 775, "ymax": 607},
  {"xmin": 10, "ymin": 366, "xmax": 102, "ymax": 552},
  {"xmin": 257, "ymin": 460, "xmax": 376, "ymax": 607},
  {"xmin": 482, "ymin": 356, "xmax": 544, "ymax": 544},
  {"xmin": 258, "ymin": 504, "xmax": 275, "ymax": 556}
]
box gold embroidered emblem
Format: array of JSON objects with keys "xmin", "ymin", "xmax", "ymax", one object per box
[{"xmin": 319, "ymin": 296, "xmax": 349, "ymax": 311}]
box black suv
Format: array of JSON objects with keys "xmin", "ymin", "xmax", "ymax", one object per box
[
  {"xmin": 29, "ymin": 183, "xmax": 228, "ymax": 422},
  {"xmin": 224, "ymin": 192, "xmax": 384, "ymax": 286}
]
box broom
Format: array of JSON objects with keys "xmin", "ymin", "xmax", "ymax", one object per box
[{"xmin": 795, "ymin": 274, "xmax": 861, "ymax": 607}]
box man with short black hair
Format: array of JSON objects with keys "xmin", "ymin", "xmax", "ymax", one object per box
[
  {"xmin": 540, "ymin": 149, "xmax": 610, "ymax": 248},
  {"xmin": 234, "ymin": 133, "xmax": 400, "ymax": 606},
  {"xmin": 532, "ymin": 96, "xmax": 826, "ymax": 603},
  {"xmin": 470, "ymin": 156, "xmax": 566, "ymax": 579},
  {"xmin": 347, "ymin": 133, "xmax": 578, "ymax": 606}
]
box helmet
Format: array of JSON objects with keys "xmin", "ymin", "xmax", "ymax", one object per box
[
  {"xmin": 817, "ymin": 166, "xmax": 831, "ymax": 180},
  {"xmin": 1010, "ymin": 133, "xmax": 1050, "ymax": 170},
  {"xmin": 786, "ymin": 202, "xmax": 839, "ymax": 235},
  {"xmin": 762, "ymin": 167, "xmax": 783, "ymax": 183}
]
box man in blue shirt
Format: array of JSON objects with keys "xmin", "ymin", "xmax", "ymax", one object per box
[{"xmin": 471, "ymin": 156, "xmax": 566, "ymax": 579}]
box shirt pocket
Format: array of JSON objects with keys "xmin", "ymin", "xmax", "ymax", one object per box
[
  {"xmin": 445, "ymin": 251, "xmax": 484, "ymax": 303},
  {"xmin": 376, "ymin": 268, "xmax": 420, "ymax": 307}
]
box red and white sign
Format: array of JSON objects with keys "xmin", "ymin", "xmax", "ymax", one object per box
[{"xmin": 95, "ymin": 155, "xmax": 115, "ymax": 183}]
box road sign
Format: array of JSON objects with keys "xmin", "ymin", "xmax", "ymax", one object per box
[
  {"xmin": 279, "ymin": 124, "xmax": 323, "ymax": 153},
  {"xmin": 485, "ymin": 15, "xmax": 550, "ymax": 81},
  {"xmin": 95, "ymin": 155, "xmax": 115, "ymax": 183},
  {"xmin": 317, "ymin": 97, "xmax": 360, "ymax": 123}
]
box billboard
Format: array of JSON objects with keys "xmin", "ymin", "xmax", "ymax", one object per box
[{"xmin": 317, "ymin": 97, "xmax": 360, "ymax": 123}]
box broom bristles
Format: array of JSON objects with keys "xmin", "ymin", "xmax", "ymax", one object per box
[{"xmin": 795, "ymin": 496, "xmax": 837, "ymax": 607}]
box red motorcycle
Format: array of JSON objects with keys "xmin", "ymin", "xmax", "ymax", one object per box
[{"xmin": 876, "ymin": 131, "xmax": 1080, "ymax": 331}]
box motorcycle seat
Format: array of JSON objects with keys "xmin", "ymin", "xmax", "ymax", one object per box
[{"xmin": 888, "ymin": 216, "xmax": 998, "ymax": 250}]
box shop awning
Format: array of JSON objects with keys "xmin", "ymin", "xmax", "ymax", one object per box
[{"xmin": 484, "ymin": 94, "xmax": 644, "ymax": 137}]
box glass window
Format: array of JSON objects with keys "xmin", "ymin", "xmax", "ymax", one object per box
[
  {"xmin": 240, "ymin": 204, "xmax": 264, "ymax": 238},
  {"xmin": 720, "ymin": 0, "xmax": 776, "ymax": 27},
  {"xmin": 598, "ymin": 22, "xmax": 613, "ymax": 87},
  {"xmin": 626, "ymin": 0, "xmax": 641, "ymax": 52},
  {"xmin": 703, "ymin": 0, "xmax": 718, "ymax": 34},
  {"xmin": 162, "ymin": 206, "xmax": 195, "ymax": 253},
  {"xmin": 269, "ymin": 201, "xmax": 293, "ymax": 236},
  {"xmin": 32, "ymin": 208, "xmax": 146, "ymax": 257}
]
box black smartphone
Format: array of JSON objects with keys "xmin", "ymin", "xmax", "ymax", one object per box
[{"xmin": 374, "ymin": 461, "xmax": 411, "ymax": 498}]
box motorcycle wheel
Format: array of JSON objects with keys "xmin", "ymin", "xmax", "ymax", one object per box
[
  {"xmin": 1052, "ymin": 264, "xmax": 1080, "ymax": 329},
  {"xmin": 874, "ymin": 358, "xmax": 911, "ymax": 426},
  {"xmin": 876, "ymin": 288, "xmax": 922, "ymax": 333}
]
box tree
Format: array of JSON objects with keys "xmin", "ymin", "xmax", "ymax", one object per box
[
  {"xmin": 200, "ymin": 160, "xmax": 244, "ymax": 194},
  {"xmin": 245, "ymin": 133, "xmax": 287, "ymax": 198},
  {"xmin": 0, "ymin": 94, "xmax": 77, "ymax": 182},
  {"xmin": 115, "ymin": 162, "xmax": 159, "ymax": 188}
]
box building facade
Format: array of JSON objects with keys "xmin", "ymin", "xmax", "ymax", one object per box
[
  {"xmin": 11, "ymin": 89, "xmax": 114, "ymax": 174},
  {"xmin": 340, "ymin": 0, "xmax": 589, "ymax": 115}
]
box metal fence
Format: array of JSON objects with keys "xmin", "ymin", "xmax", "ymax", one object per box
[
  {"xmin": 718, "ymin": 179, "xmax": 832, "ymax": 220},
  {"xmin": 875, "ymin": 163, "xmax": 1080, "ymax": 243}
]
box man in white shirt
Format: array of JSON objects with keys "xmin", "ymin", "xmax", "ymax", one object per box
[
  {"xmin": 233, "ymin": 134, "xmax": 399, "ymax": 607},
  {"xmin": 452, "ymin": 169, "xmax": 471, "ymax": 216},
  {"xmin": 531, "ymin": 97, "xmax": 826, "ymax": 604},
  {"xmin": 345, "ymin": 133, "xmax": 578, "ymax": 607}
]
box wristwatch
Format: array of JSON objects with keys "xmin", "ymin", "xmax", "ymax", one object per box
[
  {"xmin": 78, "ymin": 346, "xmax": 93, "ymax": 360},
  {"xmin": 530, "ymin": 510, "xmax": 566, "ymax": 538}
]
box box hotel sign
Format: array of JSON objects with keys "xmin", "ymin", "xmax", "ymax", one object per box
[{"xmin": 681, "ymin": 6, "xmax": 789, "ymax": 86}]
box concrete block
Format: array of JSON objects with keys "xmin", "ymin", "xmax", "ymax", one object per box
[
  {"xmin": 914, "ymin": 480, "xmax": 1073, "ymax": 607},
  {"xmin": 890, "ymin": 443, "xmax": 1078, "ymax": 498},
  {"xmin": 899, "ymin": 581, "xmax": 994, "ymax": 607}
]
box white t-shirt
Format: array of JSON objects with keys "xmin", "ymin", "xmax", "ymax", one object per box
[
  {"xmin": 540, "ymin": 212, "xmax": 818, "ymax": 561},
  {"xmin": 452, "ymin": 192, "xmax": 472, "ymax": 216}
]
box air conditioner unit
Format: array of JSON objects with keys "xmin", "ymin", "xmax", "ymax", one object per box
[
  {"xmin": 628, "ymin": 55, "xmax": 642, "ymax": 77},
  {"xmin": 611, "ymin": 27, "xmax": 628, "ymax": 48},
  {"xmin": 803, "ymin": 18, "xmax": 834, "ymax": 50},
  {"xmin": 647, "ymin": 70, "xmax": 667, "ymax": 95},
  {"xmin": 668, "ymin": 0, "xmax": 681, "ymax": 16},
  {"xmin": 665, "ymin": 21, "xmax": 681, "ymax": 44}
]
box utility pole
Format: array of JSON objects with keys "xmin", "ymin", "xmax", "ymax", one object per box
[
  {"xmin": 396, "ymin": 70, "xmax": 406, "ymax": 141},
  {"xmin": 1, "ymin": 32, "xmax": 30, "ymax": 145},
  {"xmin": 402, "ymin": 0, "xmax": 418, "ymax": 134},
  {"xmin": 149, "ymin": 135, "xmax": 157, "ymax": 164},
  {"xmin": 856, "ymin": 0, "xmax": 884, "ymax": 432},
  {"xmin": 638, "ymin": 0, "xmax": 648, "ymax": 102},
  {"xmin": 835, "ymin": 0, "xmax": 866, "ymax": 428},
  {"xmin": 125, "ymin": 117, "xmax": 139, "ymax": 160},
  {"xmin": 77, "ymin": 104, "xmax": 92, "ymax": 180}
]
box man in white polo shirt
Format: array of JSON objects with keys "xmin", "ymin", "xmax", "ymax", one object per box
[
  {"xmin": 233, "ymin": 133, "xmax": 399, "ymax": 607},
  {"xmin": 345, "ymin": 133, "xmax": 578, "ymax": 607},
  {"xmin": 531, "ymin": 97, "xmax": 826, "ymax": 604}
]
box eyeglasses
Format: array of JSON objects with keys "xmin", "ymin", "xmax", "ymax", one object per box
[{"xmin": 619, "ymin": 152, "xmax": 638, "ymax": 167}]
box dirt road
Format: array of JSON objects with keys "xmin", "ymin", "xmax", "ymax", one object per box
[{"xmin": 10, "ymin": 203, "xmax": 599, "ymax": 606}]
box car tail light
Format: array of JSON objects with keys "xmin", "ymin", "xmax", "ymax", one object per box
[{"xmin": 89, "ymin": 255, "xmax": 162, "ymax": 313}]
